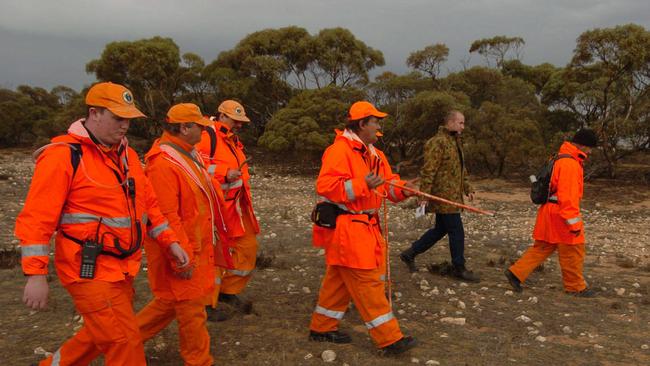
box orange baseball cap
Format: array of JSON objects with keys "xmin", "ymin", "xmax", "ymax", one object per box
[
  {"xmin": 85, "ymin": 82, "xmax": 146, "ymax": 119},
  {"xmin": 348, "ymin": 101, "xmax": 387, "ymax": 121},
  {"xmin": 166, "ymin": 103, "xmax": 212, "ymax": 126},
  {"xmin": 217, "ymin": 100, "xmax": 250, "ymax": 122}
]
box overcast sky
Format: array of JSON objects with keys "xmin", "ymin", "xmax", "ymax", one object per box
[{"xmin": 1, "ymin": 0, "xmax": 648, "ymax": 91}]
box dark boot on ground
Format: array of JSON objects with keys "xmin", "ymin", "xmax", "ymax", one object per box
[
  {"xmin": 380, "ymin": 336, "xmax": 417, "ymax": 356},
  {"xmin": 399, "ymin": 248, "xmax": 417, "ymax": 273},
  {"xmin": 568, "ymin": 288, "xmax": 596, "ymax": 298},
  {"xmin": 205, "ymin": 306, "xmax": 230, "ymax": 322},
  {"xmin": 218, "ymin": 293, "xmax": 253, "ymax": 314},
  {"xmin": 308, "ymin": 330, "xmax": 352, "ymax": 344},
  {"xmin": 451, "ymin": 265, "xmax": 480, "ymax": 283},
  {"xmin": 504, "ymin": 269, "xmax": 523, "ymax": 292}
]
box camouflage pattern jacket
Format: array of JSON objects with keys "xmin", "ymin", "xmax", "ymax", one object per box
[{"xmin": 420, "ymin": 126, "xmax": 474, "ymax": 214}]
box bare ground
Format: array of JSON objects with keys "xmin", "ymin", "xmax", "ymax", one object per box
[{"xmin": 0, "ymin": 149, "xmax": 649, "ymax": 365}]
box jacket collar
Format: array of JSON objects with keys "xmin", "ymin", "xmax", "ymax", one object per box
[
  {"xmin": 67, "ymin": 119, "xmax": 128, "ymax": 155},
  {"xmin": 559, "ymin": 141, "xmax": 587, "ymax": 163},
  {"xmin": 336, "ymin": 129, "xmax": 378, "ymax": 158}
]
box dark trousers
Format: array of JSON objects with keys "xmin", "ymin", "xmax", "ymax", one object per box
[{"xmin": 410, "ymin": 213, "xmax": 465, "ymax": 267}]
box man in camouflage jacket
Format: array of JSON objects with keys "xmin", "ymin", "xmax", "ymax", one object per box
[{"xmin": 400, "ymin": 110, "xmax": 480, "ymax": 282}]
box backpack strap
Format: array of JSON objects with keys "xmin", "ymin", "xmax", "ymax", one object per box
[
  {"xmin": 69, "ymin": 143, "xmax": 83, "ymax": 179},
  {"xmin": 206, "ymin": 126, "xmax": 217, "ymax": 160}
]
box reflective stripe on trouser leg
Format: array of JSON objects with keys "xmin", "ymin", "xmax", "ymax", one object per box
[
  {"xmin": 509, "ymin": 240, "xmax": 557, "ymax": 283},
  {"xmin": 41, "ymin": 280, "xmax": 146, "ymax": 366},
  {"xmin": 206, "ymin": 268, "xmax": 225, "ymax": 308},
  {"xmin": 310, "ymin": 265, "xmax": 351, "ymax": 333},
  {"xmin": 557, "ymin": 243, "xmax": 587, "ymax": 292},
  {"xmin": 338, "ymin": 265, "xmax": 403, "ymax": 348},
  {"xmin": 220, "ymin": 215, "xmax": 258, "ymax": 295}
]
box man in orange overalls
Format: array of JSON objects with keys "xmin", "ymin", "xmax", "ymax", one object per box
[
  {"xmin": 136, "ymin": 103, "xmax": 231, "ymax": 365},
  {"xmin": 505, "ymin": 129, "xmax": 598, "ymax": 296},
  {"xmin": 309, "ymin": 101, "xmax": 417, "ymax": 355},
  {"xmin": 197, "ymin": 100, "xmax": 260, "ymax": 319},
  {"xmin": 16, "ymin": 82, "xmax": 186, "ymax": 365}
]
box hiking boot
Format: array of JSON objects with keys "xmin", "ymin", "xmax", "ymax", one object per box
[
  {"xmin": 399, "ymin": 248, "xmax": 417, "ymax": 273},
  {"xmin": 504, "ymin": 269, "xmax": 523, "ymax": 292},
  {"xmin": 219, "ymin": 293, "xmax": 253, "ymax": 314},
  {"xmin": 380, "ymin": 336, "xmax": 417, "ymax": 356},
  {"xmin": 568, "ymin": 288, "xmax": 596, "ymax": 298},
  {"xmin": 309, "ymin": 330, "xmax": 352, "ymax": 344},
  {"xmin": 205, "ymin": 306, "xmax": 230, "ymax": 322},
  {"xmin": 451, "ymin": 265, "xmax": 480, "ymax": 283}
]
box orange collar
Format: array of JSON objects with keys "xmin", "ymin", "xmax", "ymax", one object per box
[{"xmin": 160, "ymin": 131, "xmax": 194, "ymax": 152}]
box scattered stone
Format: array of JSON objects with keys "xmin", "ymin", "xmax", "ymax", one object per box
[
  {"xmin": 34, "ymin": 347, "xmax": 51, "ymax": 356},
  {"xmin": 528, "ymin": 296, "xmax": 538, "ymax": 304},
  {"xmin": 321, "ymin": 350, "xmax": 336, "ymax": 363},
  {"xmin": 535, "ymin": 336, "xmax": 546, "ymax": 342},
  {"xmin": 594, "ymin": 344, "xmax": 604, "ymax": 349},
  {"xmin": 304, "ymin": 353, "xmax": 313, "ymax": 360},
  {"xmin": 411, "ymin": 357, "xmax": 420, "ymax": 363},
  {"xmin": 562, "ymin": 326, "xmax": 572, "ymax": 334},
  {"xmin": 457, "ymin": 301, "xmax": 466, "ymax": 310},
  {"xmin": 615, "ymin": 288, "xmax": 626, "ymax": 296},
  {"xmin": 440, "ymin": 317, "xmax": 466, "ymax": 325},
  {"xmin": 632, "ymin": 283, "xmax": 640, "ymax": 288},
  {"xmin": 505, "ymin": 290, "xmax": 514, "ymax": 296},
  {"xmin": 426, "ymin": 361, "xmax": 441, "ymax": 365},
  {"xmin": 302, "ymin": 287, "xmax": 311, "ymax": 294},
  {"xmin": 641, "ymin": 344, "xmax": 649, "ymax": 350},
  {"xmin": 516, "ymin": 315, "xmax": 532, "ymax": 323}
]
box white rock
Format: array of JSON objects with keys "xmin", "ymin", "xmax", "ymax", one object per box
[
  {"xmin": 632, "ymin": 283, "xmax": 640, "ymax": 288},
  {"xmin": 594, "ymin": 344, "xmax": 604, "ymax": 349},
  {"xmin": 457, "ymin": 301, "xmax": 466, "ymax": 310},
  {"xmin": 562, "ymin": 326, "xmax": 572, "ymax": 334},
  {"xmin": 641, "ymin": 344, "xmax": 649, "ymax": 350},
  {"xmin": 504, "ymin": 290, "xmax": 514, "ymax": 296},
  {"xmin": 302, "ymin": 287, "xmax": 311, "ymax": 294},
  {"xmin": 516, "ymin": 315, "xmax": 532, "ymax": 323},
  {"xmin": 272, "ymin": 277, "xmax": 280, "ymax": 282},
  {"xmin": 426, "ymin": 361, "xmax": 441, "ymax": 365},
  {"xmin": 533, "ymin": 321, "xmax": 543, "ymax": 327},
  {"xmin": 34, "ymin": 347, "xmax": 50, "ymax": 356},
  {"xmin": 615, "ymin": 288, "xmax": 626, "ymax": 296},
  {"xmin": 440, "ymin": 317, "xmax": 466, "ymax": 325},
  {"xmin": 398, "ymin": 309, "xmax": 406, "ymax": 315},
  {"xmin": 411, "ymin": 358, "xmax": 420, "ymax": 363},
  {"xmin": 304, "ymin": 353, "xmax": 313, "ymax": 360},
  {"xmin": 535, "ymin": 336, "xmax": 546, "ymax": 342},
  {"xmin": 321, "ymin": 350, "xmax": 336, "ymax": 362},
  {"xmin": 445, "ymin": 288, "xmax": 456, "ymax": 295},
  {"xmin": 317, "ymin": 249, "xmax": 325, "ymax": 256},
  {"xmin": 528, "ymin": 296, "xmax": 538, "ymax": 304}
]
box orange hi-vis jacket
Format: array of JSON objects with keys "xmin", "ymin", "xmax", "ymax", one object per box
[
  {"xmin": 196, "ymin": 121, "xmax": 260, "ymax": 239},
  {"xmin": 313, "ymin": 130, "xmax": 409, "ymax": 269},
  {"xmin": 15, "ymin": 120, "xmax": 178, "ymax": 286},
  {"xmin": 143, "ymin": 132, "xmax": 231, "ymax": 301},
  {"xmin": 533, "ymin": 141, "xmax": 586, "ymax": 245}
]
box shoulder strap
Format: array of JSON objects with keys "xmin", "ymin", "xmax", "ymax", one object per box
[
  {"xmin": 69, "ymin": 143, "xmax": 82, "ymax": 178},
  {"xmin": 206, "ymin": 126, "xmax": 217, "ymax": 159}
]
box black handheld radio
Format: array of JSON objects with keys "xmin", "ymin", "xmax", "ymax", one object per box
[{"xmin": 80, "ymin": 240, "xmax": 103, "ymax": 279}]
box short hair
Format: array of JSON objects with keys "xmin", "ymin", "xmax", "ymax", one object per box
[
  {"xmin": 444, "ymin": 110, "xmax": 463, "ymax": 124},
  {"xmin": 346, "ymin": 117, "xmax": 372, "ymax": 133},
  {"xmin": 85, "ymin": 106, "xmax": 106, "ymax": 120}
]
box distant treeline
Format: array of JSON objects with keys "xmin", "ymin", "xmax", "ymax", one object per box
[{"xmin": 1, "ymin": 24, "xmax": 649, "ymax": 179}]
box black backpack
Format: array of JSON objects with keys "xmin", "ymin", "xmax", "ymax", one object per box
[{"xmin": 530, "ymin": 154, "xmax": 574, "ymax": 204}]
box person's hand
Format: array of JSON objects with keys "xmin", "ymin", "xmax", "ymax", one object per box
[
  {"xmin": 402, "ymin": 178, "xmax": 419, "ymax": 197},
  {"xmin": 23, "ymin": 275, "xmax": 49, "ymax": 310},
  {"xmin": 169, "ymin": 242, "xmax": 190, "ymax": 269},
  {"xmin": 467, "ymin": 192, "xmax": 475, "ymax": 202},
  {"xmin": 365, "ymin": 174, "xmax": 385, "ymax": 189},
  {"xmin": 226, "ymin": 168, "xmax": 242, "ymax": 183}
]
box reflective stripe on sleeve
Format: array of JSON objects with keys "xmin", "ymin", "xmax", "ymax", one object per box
[
  {"xmin": 344, "ymin": 179, "xmax": 355, "ymax": 201},
  {"xmin": 215, "ymin": 277, "xmax": 222, "ymax": 285},
  {"xmin": 388, "ymin": 180, "xmax": 398, "ymax": 201},
  {"xmin": 51, "ymin": 348, "xmax": 61, "ymax": 366},
  {"xmin": 365, "ymin": 312, "xmax": 395, "ymax": 329},
  {"xmin": 21, "ymin": 244, "xmax": 50, "ymax": 257},
  {"xmin": 314, "ymin": 305, "xmax": 345, "ymax": 320},
  {"xmin": 566, "ymin": 217, "xmax": 582, "ymax": 225},
  {"xmin": 60, "ymin": 213, "xmax": 132, "ymax": 228},
  {"xmin": 221, "ymin": 179, "xmax": 243, "ymax": 191},
  {"xmin": 148, "ymin": 222, "xmax": 170, "ymax": 239}
]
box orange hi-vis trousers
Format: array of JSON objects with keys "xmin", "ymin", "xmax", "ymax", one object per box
[
  {"xmin": 137, "ymin": 297, "xmax": 212, "ymax": 366},
  {"xmin": 217, "ymin": 215, "xmax": 258, "ymax": 297},
  {"xmin": 39, "ymin": 279, "xmax": 145, "ymax": 366},
  {"xmin": 509, "ymin": 240, "xmax": 587, "ymax": 292},
  {"xmin": 309, "ymin": 264, "xmax": 403, "ymax": 348}
]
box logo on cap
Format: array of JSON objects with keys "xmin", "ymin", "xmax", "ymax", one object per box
[
  {"xmin": 235, "ymin": 107, "xmax": 242, "ymax": 115},
  {"xmin": 122, "ymin": 91, "xmax": 134, "ymax": 104}
]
